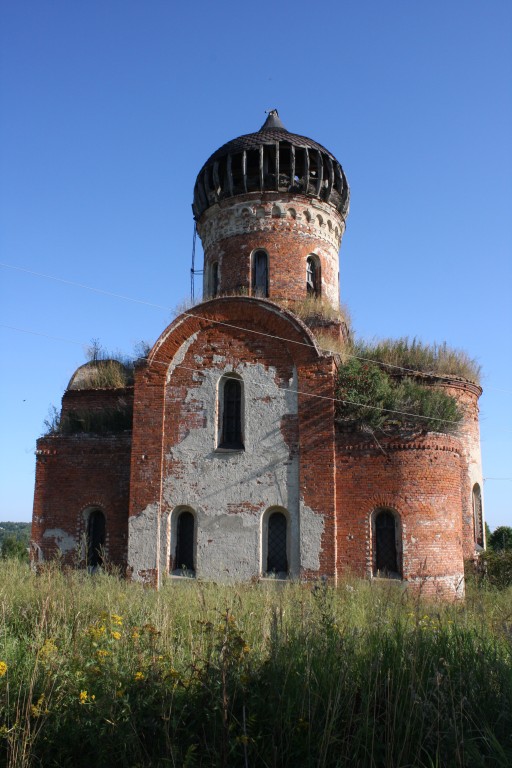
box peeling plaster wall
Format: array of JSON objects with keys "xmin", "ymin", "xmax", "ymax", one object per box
[
  {"xmin": 127, "ymin": 503, "xmax": 160, "ymax": 582},
  {"xmin": 42, "ymin": 528, "xmax": 76, "ymax": 555},
  {"xmin": 159, "ymin": 345, "xmax": 323, "ymax": 581}
]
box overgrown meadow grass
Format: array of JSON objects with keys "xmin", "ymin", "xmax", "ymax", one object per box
[{"xmin": 0, "ymin": 562, "xmax": 511, "ymax": 767}]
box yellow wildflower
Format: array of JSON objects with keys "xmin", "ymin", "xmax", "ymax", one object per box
[
  {"xmin": 110, "ymin": 614, "xmax": 123, "ymax": 626},
  {"xmin": 0, "ymin": 662, "xmax": 7, "ymax": 677},
  {"xmin": 96, "ymin": 649, "xmax": 110, "ymax": 660},
  {"xmin": 39, "ymin": 639, "xmax": 58, "ymax": 658},
  {"xmin": 79, "ymin": 690, "xmax": 88, "ymax": 704},
  {"xmin": 31, "ymin": 693, "xmax": 48, "ymax": 717},
  {"xmin": 87, "ymin": 625, "xmax": 106, "ymax": 640},
  {"xmin": 134, "ymin": 671, "xmax": 144, "ymax": 681},
  {"xmin": 111, "ymin": 631, "xmax": 121, "ymax": 640}
]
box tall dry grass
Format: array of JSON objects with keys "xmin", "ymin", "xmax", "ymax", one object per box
[{"xmin": 0, "ymin": 562, "xmax": 510, "ymax": 767}]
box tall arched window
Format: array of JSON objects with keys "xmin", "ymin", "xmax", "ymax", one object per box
[
  {"xmin": 266, "ymin": 511, "xmax": 288, "ymax": 575},
  {"xmin": 472, "ymin": 484, "xmax": 484, "ymax": 548},
  {"xmin": 175, "ymin": 510, "xmax": 195, "ymax": 573},
  {"xmin": 87, "ymin": 509, "xmax": 106, "ymax": 568},
  {"xmin": 252, "ymin": 250, "xmax": 269, "ymax": 297},
  {"xmin": 306, "ymin": 255, "xmax": 320, "ymax": 296},
  {"xmin": 219, "ymin": 376, "xmax": 244, "ymax": 449},
  {"xmin": 210, "ymin": 261, "xmax": 219, "ymax": 297},
  {"xmin": 373, "ymin": 509, "xmax": 401, "ymax": 577}
]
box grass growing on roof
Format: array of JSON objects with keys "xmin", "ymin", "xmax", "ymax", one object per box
[{"xmin": 353, "ymin": 337, "xmax": 481, "ymax": 384}]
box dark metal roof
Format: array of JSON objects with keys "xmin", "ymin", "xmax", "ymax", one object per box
[
  {"xmin": 193, "ymin": 110, "xmax": 349, "ymax": 219},
  {"xmin": 202, "ymin": 112, "xmax": 338, "ymax": 168}
]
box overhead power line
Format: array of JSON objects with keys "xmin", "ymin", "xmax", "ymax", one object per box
[
  {"xmin": 1, "ymin": 261, "xmax": 507, "ymax": 392},
  {"xmin": 0, "ymin": 323, "xmax": 476, "ymax": 427}
]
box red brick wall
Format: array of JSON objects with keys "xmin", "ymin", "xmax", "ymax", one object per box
[
  {"xmin": 32, "ymin": 433, "xmax": 131, "ymax": 569},
  {"xmin": 336, "ymin": 432, "xmax": 465, "ymax": 598},
  {"xmin": 197, "ymin": 193, "xmax": 345, "ymax": 311},
  {"xmin": 61, "ymin": 387, "xmax": 133, "ymax": 418}
]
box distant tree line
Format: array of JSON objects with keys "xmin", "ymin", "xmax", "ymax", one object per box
[{"xmin": 0, "ymin": 522, "xmax": 30, "ymax": 562}]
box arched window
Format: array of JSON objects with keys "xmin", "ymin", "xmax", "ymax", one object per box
[
  {"xmin": 175, "ymin": 510, "xmax": 195, "ymax": 573},
  {"xmin": 252, "ymin": 250, "xmax": 269, "ymax": 297},
  {"xmin": 219, "ymin": 376, "xmax": 244, "ymax": 449},
  {"xmin": 87, "ymin": 509, "xmax": 106, "ymax": 568},
  {"xmin": 306, "ymin": 255, "xmax": 320, "ymax": 296},
  {"xmin": 373, "ymin": 509, "xmax": 401, "ymax": 577},
  {"xmin": 266, "ymin": 511, "xmax": 288, "ymax": 575},
  {"xmin": 472, "ymin": 484, "xmax": 484, "ymax": 548},
  {"xmin": 210, "ymin": 261, "xmax": 219, "ymax": 297}
]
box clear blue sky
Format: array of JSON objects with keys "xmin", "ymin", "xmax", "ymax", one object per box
[{"xmin": 1, "ymin": 1, "xmax": 511, "ymax": 529}]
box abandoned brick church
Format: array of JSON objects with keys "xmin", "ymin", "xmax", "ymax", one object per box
[{"xmin": 31, "ymin": 111, "xmax": 484, "ymax": 597}]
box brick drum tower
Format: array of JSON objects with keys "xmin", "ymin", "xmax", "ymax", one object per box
[{"xmin": 31, "ymin": 111, "xmax": 484, "ymax": 598}]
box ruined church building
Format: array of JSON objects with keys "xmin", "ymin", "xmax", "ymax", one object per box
[{"xmin": 32, "ymin": 111, "xmax": 484, "ymax": 598}]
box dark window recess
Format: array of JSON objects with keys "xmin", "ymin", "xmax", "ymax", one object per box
[
  {"xmin": 175, "ymin": 512, "xmax": 195, "ymax": 572},
  {"xmin": 211, "ymin": 262, "xmax": 219, "ymax": 297},
  {"xmin": 473, "ymin": 484, "xmax": 484, "ymax": 548},
  {"xmin": 220, "ymin": 378, "xmax": 243, "ymax": 448},
  {"xmin": 375, "ymin": 511, "xmax": 398, "ymax": 575},
  {"xmin": 87, "ymin": 509, "xmax": 106, "ymax": 568},
  {"xmin": 306, "ymin": 257, "xmax": 318, "ymax": 295},
  {"xmin": 267, "ymin": 512, "xmax": 288, "ymax": 574},
  {"xmin": 252, "ymin": 250, "xmax": 269, "ymax": 297}
]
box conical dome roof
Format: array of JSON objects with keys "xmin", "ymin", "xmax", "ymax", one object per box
[{"xmin": 193, "ymin": 111, "xmax": 349, "ymax": 219}]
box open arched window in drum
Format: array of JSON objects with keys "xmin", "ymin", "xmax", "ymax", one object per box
[
  {"xmin": 252, "ymin": 250, "xmax": 269, "ymax": 297},
  {"xmin": 210, "ymin": 261, "xmax": 219, "ymax": 297},
  {"xmin": 306, "ymin": 255, "xmax": 320, "ymax": 296}
]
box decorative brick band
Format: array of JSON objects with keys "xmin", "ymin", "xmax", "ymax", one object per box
[{"xmin": 198, "ymin": 194, "xmax": 345, "ymax": 252}]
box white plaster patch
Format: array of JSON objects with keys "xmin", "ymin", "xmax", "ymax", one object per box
[
  {"xmin": 42, "ymin": 528, "xmax": 76, "ymax": 554},
  {"xmin": 161, "ymin": 361, "xmax": 317, "ymax": 581},
  {"xmin": 299, "ymin": 503, "xmax": 324, "ymax": 572},
  {"xmin": 127, "ymin": 504, "xmax": 159, "ymax": 581},
  {"xmin": 166, "ymin": 333, "xmax": 199, "ymax": 383}
]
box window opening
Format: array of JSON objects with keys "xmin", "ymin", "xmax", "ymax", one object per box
[
  {"xmin": 472, "ymin": 484, "xmax": 484, "ymax": 548},
  {"xmin": 252, "ymin": 250, "xmax": 269, "ymax": 297},
  {"xmin": 220, "ymin": 378, "xmax": 243, "ymax": 448},
  {"xmin": 374, "ymin": 510, "xmax": 399, "ymax": 576},
  {"xmin": 267, "ymin": 512, "xmax": 288, "ymax": 574},
  {"xmin": 306, "ymin": 256, "xmax": 319, "ymax": 295},
  {"xmin": 211, "ymin": 261, "xmax": 219, "ymax": 297},
  {"xmin": 175, "ymin": 511, "xmax": 195, "ymax": 572},
  {"xmin": 87, "ymin": 509, "xmax": 106, "ymax": 568}
]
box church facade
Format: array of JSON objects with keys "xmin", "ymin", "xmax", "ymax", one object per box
[{"xmin": 31, "ymin": 112, "xmax": 484, "ymax": 598}]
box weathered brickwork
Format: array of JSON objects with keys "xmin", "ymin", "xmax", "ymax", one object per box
[
  {"xmin": 31, "ymin": 112, "xmax": 484, "ymax": 599},
  {"xmin": 335, "ymin": 433, "xmax": 465, "ymax": 598},
  {"xmin": 32, "ymin": 433, "xmax": 131, "ymax": 568},
  {"xmin": 199, "ymin": 194, "xmax": 345, "ymax": 311}
]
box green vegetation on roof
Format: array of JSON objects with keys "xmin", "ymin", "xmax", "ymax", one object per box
[
  {"xmin": 352, "ymin": 337, "xmax": 481, "ymax": 385},
  {"xmin": 336, "ymin": 357, "xmax": 463, "ymax": 435}
]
